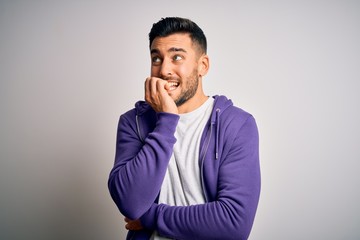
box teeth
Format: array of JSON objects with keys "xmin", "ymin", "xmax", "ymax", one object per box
[
  {"xmin": 167, "ymin": 82, "xmax": 179, "ymax": 91},
  {"xmin": 168, "ymin": 82, "xmax": 179, "ymax": 86}
]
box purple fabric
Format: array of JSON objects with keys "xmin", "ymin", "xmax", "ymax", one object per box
[{"xmin": 108, "ymin": 95, "xmax": 261, "ymax": 240}]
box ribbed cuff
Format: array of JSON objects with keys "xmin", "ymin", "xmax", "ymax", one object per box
[{"xmin": 155, "ymin": 112, "xmax": 180, "ymax": 133}]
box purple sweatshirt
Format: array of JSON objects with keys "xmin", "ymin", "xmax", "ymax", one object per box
[{"xmin": 108, "ymin": 95, "xmax": 261, "ymax": 240}]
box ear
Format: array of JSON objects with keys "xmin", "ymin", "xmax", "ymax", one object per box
[{"xmin": 198, "ymin": 54, "xmax": 210, "ymax": 77}]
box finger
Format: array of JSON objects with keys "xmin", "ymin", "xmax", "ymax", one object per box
[
  {"xmin": 145, "ymin": 77, "xmax": 151, "ymax": 102},
  {"xmin": 125, "ymin": 220, "xmax": 143, "ymax": 231},
  {"xmin": 125, "ymin": 221, "xmax": 136, "ymax": 230},
  {"xmin": 150, "ymin": 77, "xmax": 159, "ymax": 98},
  {"xmin": 125, "ymin": 222, "xmax": 130, "ymax": 230},
  {"xmin": 164, "ymin": 81, "xmax": 170, "ymax": 91},
  {"xmin": 156, "ymin": 79, "xmax": 168, "ymax": 95}
]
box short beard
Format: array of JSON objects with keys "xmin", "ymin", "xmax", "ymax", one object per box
[{"xmin": 174, "ymin": 69, "xmax": 199, "ymax": 107}]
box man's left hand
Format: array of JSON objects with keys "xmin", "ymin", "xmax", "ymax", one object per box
[{"xmin": 124, "ymin": 217, "xmax": 143, "ymax": 231}]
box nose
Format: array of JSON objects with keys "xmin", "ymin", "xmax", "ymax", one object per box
[{"xmin": 159, "ymin": 58, "xmax": 173, "ymax": 79}]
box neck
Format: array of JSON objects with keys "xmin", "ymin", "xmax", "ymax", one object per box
[{"xmin": 177, "ymin": 92, "xmax": 208, "ymax": 114}]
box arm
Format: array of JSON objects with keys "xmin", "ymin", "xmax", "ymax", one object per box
[
  {"xmin": 109, "ymin": 77, "xmax": 179, "ymax": 220},
  {"xmin": 108, "ymin": 111, "xmax": 179, "ymax": 220},
  {"xmin": 140, "ymin": 116, "xmax": 261, "ymax": 240}
]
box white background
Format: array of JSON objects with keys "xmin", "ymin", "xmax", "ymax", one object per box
[{"xmin": 1, "ymin": 1, "xmax": 359, "ymax": 239}]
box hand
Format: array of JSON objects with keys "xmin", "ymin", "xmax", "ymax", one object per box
[
  {"xmin": 124, "ymin": 217, "xmax": 143, "ymax": 231},
  {"xmin": 145, "ymin": 77, "xmax": 178, "ymax": 114}
]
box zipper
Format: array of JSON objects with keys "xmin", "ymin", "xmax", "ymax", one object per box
[
  {"xmin": 199, "ymin": 108, "xmax": 221, "ymax": 202},
  {"xmin": 199, "ymin": 122, "xmax": 213, "ymax": 202},
  {"xmin": 135, "ymin": 115, "xmax": 144, "ymax": 143}
]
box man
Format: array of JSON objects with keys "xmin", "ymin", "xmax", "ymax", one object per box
[{"xmin": 108, "ymin": 17, "xmax": 260, "ymax": 240}]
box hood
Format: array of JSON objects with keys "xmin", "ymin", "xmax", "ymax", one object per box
[
  {"xmin": 210, "ymin": 95, "xmax": 233, "ymax": 122},
  {"xmin": 210, "ymin": 95, "xmax": 233, "ymax": 160},
  {"xmin": 135, "ymin": 101, "xmax": 152, "ymax": 116},
  {"xmin": 134, "ymin": 95, "xmax": 233, "ymax": 159},
  {"xmin": 134, "ymin": 95, "xmax": 233, "ymax": 117}
]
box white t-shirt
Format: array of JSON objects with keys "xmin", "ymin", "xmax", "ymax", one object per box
[{"xmin": 152, "ymin": 97, "xmax": 214, "ymax": 240}]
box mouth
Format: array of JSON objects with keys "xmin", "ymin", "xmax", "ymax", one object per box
[{"xmin": 167, "ymin": 81, "xmax": 180, "ymax": 91}]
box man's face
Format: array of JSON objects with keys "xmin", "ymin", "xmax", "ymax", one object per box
[{"xmin": 150, "ymin": 33, "xmax": 202, "ymax": 106}]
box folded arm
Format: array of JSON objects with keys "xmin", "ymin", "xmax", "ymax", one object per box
[
  {"xmin": 140, "ymin": 116, "xmax": 261, "ymax": 240},
  {"xmin": 108, "ymin": 112, "xmax": 179, "ymax": 220}
]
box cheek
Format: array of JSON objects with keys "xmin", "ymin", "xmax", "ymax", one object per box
[
  {"xmin": 150, "ymin": 66, "xmax": 159, "ymax": 76},
  {"xmin": 177, "ymin": 64, "xmax": 193, "ymax": 78}
]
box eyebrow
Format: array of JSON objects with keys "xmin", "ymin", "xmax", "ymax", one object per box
[{"xmin": 150, "ymin": 47, "xmax": 187, "ymax": 55}]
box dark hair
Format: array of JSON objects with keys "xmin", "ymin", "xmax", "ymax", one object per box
[{"xmin": 149, "ymin": 17, "xmax": 207, "ymax": 54}]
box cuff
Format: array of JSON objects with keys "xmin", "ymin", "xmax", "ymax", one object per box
[{"xmin": 155, "ymin": 112, "xmax": 180, "ymax": 133}]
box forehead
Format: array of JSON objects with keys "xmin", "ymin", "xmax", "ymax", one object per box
[{"xmin": 150, "ymin": 33, "xmax": 195, "ymax": 53}]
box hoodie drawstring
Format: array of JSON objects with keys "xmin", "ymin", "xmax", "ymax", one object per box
[{"xmin": 215, "ymin": 108, "xmax": 220, "ymax": 160}]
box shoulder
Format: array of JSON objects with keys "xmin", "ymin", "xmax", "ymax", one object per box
[
  {"xmin": 120, "ymin": 101, "xmax": 154, "ymax": 120},
  {"xmin": 212, "ymin": 95, "xmax": 256, "ymax": 131},
  {"xmin": 117, "ymin": 101, "xmax": 149, "ymax": 131},
  {"xmin": 224, "ymin": 104, "xmax": 252, "ymax": 118},
  {"xmin": 220, "ymin": 105, "xmax": 255, "ymax": 130}
]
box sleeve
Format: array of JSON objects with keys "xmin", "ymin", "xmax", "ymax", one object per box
[
  {"xmin": 108, "ymin": 112, "xmax": 179, "ymax": 220},
  {"xmin": 140, "ymin": 115, "xmax": 261, "ymax": 240}
]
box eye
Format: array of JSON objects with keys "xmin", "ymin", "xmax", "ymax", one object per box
[
  {"xmin": 152, "ymin": 56, "xmax": 162, "ymax": 64},
  {"xmin": 173, "ymin": 55, "xmax": 183, "ymax": 61}
]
